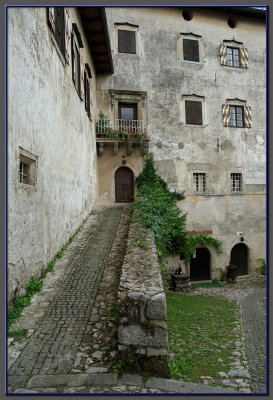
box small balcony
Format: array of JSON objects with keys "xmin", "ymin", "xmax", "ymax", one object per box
[{"xmin": 96, "ymin": 118, "xmax": 149, "ymax": 155}]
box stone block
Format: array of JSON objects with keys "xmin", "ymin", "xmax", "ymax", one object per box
[
  {"xmin": 146, "ymin": 292, "xmax": 167, "ymax": 320},
  {"xmin": 146, "ymin": 347, "xmax": 169, "ymax": 356},
  {"xmin": 120, "ymin": 373, "xmax": 143, "ymax": 386},
  {"xmin": 128, "ymin": 291, "xmax": 144, "ymax": 301},
  {"xmin": 118, "ymin": 324, "xmax": 168, "ymax": 346}
]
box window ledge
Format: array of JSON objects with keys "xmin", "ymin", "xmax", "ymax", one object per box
[
  {"xmin": 182, "ymin": 60, "xmax": 202, "ymax": 65},
  {"xmin": 51, "ymin": 33, "xmax": 66, "ymax": 67},
  {"xmin": 18, "ymin": 182, "xmax": 37, "ymax": 192}
]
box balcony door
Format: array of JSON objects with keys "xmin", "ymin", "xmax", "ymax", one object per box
[{"xmin": 118, "ymin": 103, "xmax": 137, "ymax": 132}]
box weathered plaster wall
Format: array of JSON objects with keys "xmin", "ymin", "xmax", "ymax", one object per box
[
  {"xmin": 99, "ymin": 7, "xmax": 266, "ymax": 273},
  {"xmin": 117, "ymin": 210, "xmax": 170, "ymax": 378},
  {"xmin": 8, "ymin": 7, "xmax": 98, "ymax": 305}
]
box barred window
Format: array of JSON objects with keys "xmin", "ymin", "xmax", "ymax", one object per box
[
  {"xmin": 193, "ymin": 173, "xmax": 206, "ymax": 192},
  {"xmin": 231, "ymin": 173, "xmax": 242, "ymax": 192}
]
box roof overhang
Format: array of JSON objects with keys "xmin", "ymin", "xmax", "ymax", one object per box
[{"xmin": 78, "ymin": 7, "xmax": 114, "ymax": 74}]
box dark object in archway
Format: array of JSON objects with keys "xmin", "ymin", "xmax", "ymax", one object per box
[
  {"xmin": 226, "ymin": 263, "xmax": 239, "ymax": 283},
  {"xmin": 190, "ymin": 248, "xmax": 211, "ymax": 281},
  {"xmin": 230, "ymin": 243, "xmax": 248, "ymax": 276}
]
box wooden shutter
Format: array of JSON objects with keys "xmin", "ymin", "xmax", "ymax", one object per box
[
  {"xmin": 183, "ymin": 39, "xmax": 199, "ymax": 62},
  {"xmin": 185, "ymin": 100, "xmax": 202, "ymax": 125},
  {"xmin": 240, "ymin": 48, "xmax": 248, "ymax": 69},
  {"xmin": 219, "ymin": 44, "xmax": 227, "ymax": 66},
  {"xmin": 48, "ymin": 7, "xmax": 55, "ymax": 33},
  {"xmin": 71, "ymin": 34, "xmax": 76, "ymax": 84},
  {"xmin": 80, "ymin": 55, "xmax": 84, "ymax": 101},
  {"xmin": 222, "ymin": 104, "xmax": 230, "ymax": 127},
  {"xmin": 118, "ymin": 30, "xmax": 136, "ymax": 53},
  {"xmin": 244, "ymin": 105, "xmax": 252, "ymax": 128},
  {"xmin": 64, "ymin": 8, "xmax": 70, "ymax": 65}
]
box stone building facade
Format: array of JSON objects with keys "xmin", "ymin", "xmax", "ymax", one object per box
[
  {"xmin": 96, "ymin": 6, "xmax": 266, "ymax": 280},
  {"xmin": 7, "ymin": 6, "xmax": 266, "ymax": 304}
]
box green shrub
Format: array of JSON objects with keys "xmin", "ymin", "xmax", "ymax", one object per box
[
  {"xmin": 134, "ymin": 156, "xmax": 223, "ymax": 263},
  {"xmin": 7, "ymin": 276, "xmax": 43, "ymax": 329}
]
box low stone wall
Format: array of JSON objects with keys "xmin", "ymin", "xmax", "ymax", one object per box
[{"xmin": 117, "ymin": 210, "xmax": 170, "ymax": 378}]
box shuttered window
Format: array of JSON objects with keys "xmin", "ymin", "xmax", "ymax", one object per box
[
  {"xmin": 84, "ymin": 71, "xmax": 91, "ymax": 119},
  {"xmin": 47, "ymin": 7, "xmax": 70, "ymax": 64},
  {"xmin": 71, "ymin": 33, "xmax": 81, "ymax": 96},
  {"xmin": 118, "ymin": 30, "xmax": 136, "ymax": 54},
  {"xmin": 183, "ymin": 38, "xmax": 199, "ymax": 62},
  {"xmin": 227, "ymin": 47, "xmax": 240, "ymax": 67},
  {"xmin": 230, "ymin": 106, "xmax": 244, "ymax": 127},
  {"xmin": 55, "ymin": 8, "xmax": 65, "ymax": 56},
  {"xmin": 185, "ymin": 100, "xmax": 203, "ymax": 125}
]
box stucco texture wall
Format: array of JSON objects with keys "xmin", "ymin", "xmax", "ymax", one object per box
[
  {"xmin": 8, "ymin": 7, "xmax": 98, "ymax": 305},
  {"xmin": 100, "ymin": 7, "xmax": 266, "ymax": 272}
]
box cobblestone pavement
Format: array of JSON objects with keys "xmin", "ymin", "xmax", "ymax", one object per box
[
  {"xmin": 242, "ymin": 289, "xmax": 267, "ymax": 393},
  {"xmin": 8, "ymin": 206, "xmax": 125, "ymax": 380},
  {"xmin": 7, "ymin": 206, "xmax": 267, "ymax": 394}
]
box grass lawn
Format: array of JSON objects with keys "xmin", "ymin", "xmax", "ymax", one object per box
[{"xmin": 166, "ymin": 291, "xmax": 242, "ymax": 384}]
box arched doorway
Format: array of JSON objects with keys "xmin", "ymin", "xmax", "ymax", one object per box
[
  {"xmin": 190, "ymin": 247, "xmax": 211, "ymax": 281},
  {"xmin": 115, "ymin": 167, "xmax": 134, "ymax": 203},
  {"xmin": 230, "ymin": 243, "xmax": 248, "ymax": 276}
]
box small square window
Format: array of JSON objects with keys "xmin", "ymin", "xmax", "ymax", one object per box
[
  {"xmin": 193, "ymin": 173, "xmax": 206, "ymax": 192},
  {"xmin": 185, "ymin": 100, "xmax": 203, "ymax": 125},
  {"xmin": 118, "ymin": 30, "xmax": 136, "ymax": 54},
  {"xmin": 19, "ymin": 149, "xmax": 38, "ymax": 187},
  {"xmin": 183, "ymin": 38, "xmax": 200, "ymax": 62},
  {"xmin": 231, "ymin": 173, "xmax": 242, "ymax": 192}
]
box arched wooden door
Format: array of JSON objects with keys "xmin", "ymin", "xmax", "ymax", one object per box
[
  {"xmin": 230, "ymin": 243, "xmax": 248, "ymax": 276},
  {"xmin": 115, "ymin": 167, "xmax": 134, "ymax": 203},
  {"xmin": 190, "ymin": 247, "xmax": 211, "ymax": 281}
]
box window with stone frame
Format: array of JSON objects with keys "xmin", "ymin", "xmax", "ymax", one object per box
[
  {"xmin": 185, "ymin": 100, "xmax": 203, "ymax": 125},
  {"xmin": 193, "ymin": 173, "xmax": 206, "ymax": 192},
  {"xmin": 231, "ymin": 173, "xmax": 242, "ymax": 193},
  {"xmin": 118, "ymin": 30, "xmax": 136, "ymax": 54},
  {"xmin": 19, "ymin": 148, "xmax": 38, "ymax": 187}
]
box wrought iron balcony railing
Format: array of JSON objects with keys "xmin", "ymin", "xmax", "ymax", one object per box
[{"xmin": 96, "ymin": 119, "xmax": 148, "ymax": 140}]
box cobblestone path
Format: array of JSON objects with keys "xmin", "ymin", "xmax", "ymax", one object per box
[
  {"xmin": 242, "ymin": 289, "xmax": 267, "ymax": 393},
  {"xmin": 8, "ymin": 207, "xmax": 124, "ymax": 378}
]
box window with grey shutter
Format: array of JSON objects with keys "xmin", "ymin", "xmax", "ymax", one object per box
[
  {"xmin": 185, "ymin": 100, "xmax": 203, "ymax": 125},
  {"xmin": 118, "ymin": 30, "xmax": 136, "ymax": 54},
  {"xmin": 183, "ymin": 38, "xmax": 199, "ymax": 62}
]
